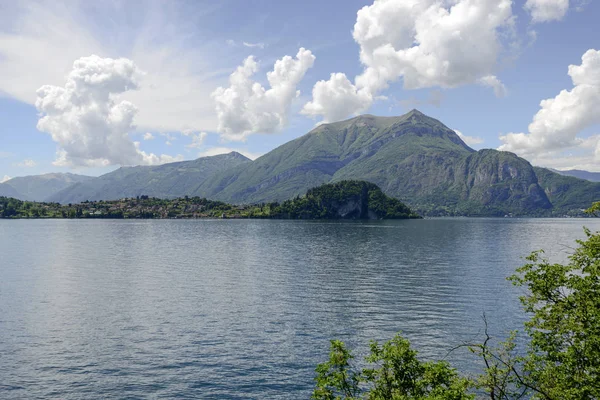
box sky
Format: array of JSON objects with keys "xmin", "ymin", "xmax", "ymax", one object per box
[{"xmin": 0, "ymin": 0, "xmax": 599, "ymax": 181}]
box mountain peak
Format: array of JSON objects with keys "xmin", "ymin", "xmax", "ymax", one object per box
[
  {"xmin": 226, "ymin": 151, "xmax": 250, "ymax": 160},
  {"xmin": 407, "ymin": 109, "xmax": 424, "ymax": 116}
]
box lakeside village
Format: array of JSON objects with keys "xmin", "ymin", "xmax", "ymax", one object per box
[{"xmin": 0, "ymin": 196, "xmax": 273, "ymax": 219}]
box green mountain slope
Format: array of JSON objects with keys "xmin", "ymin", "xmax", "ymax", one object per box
[
  {"xmin": 49, "ymin": 152, "xmax": 250, "ymax": 204},
  {"xmin": 197, "ymin": 110, "xmax": 472, "ymax": 203},
  {"xmin": 2, "ymin": 173, "xmax": 94, "ymax": 202},
  {"xmin": 199, "ymin": 110, "xmax": 559, "ymax": 216},
  {"xmin": 535, "ymin": 167, "xmax": 600, "ymax": 215}
]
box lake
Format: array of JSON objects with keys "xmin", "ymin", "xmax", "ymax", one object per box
[{"xmin": 1, "ymin": 218, "xmax": 598, "ymax": 399}]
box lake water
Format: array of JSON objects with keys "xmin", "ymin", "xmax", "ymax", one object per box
[{"xmin": 1, "ymin": 218, "xmax": 598, "ymax": 399}]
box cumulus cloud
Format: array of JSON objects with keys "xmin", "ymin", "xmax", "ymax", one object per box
[
  {"xmin": 1, "ymin": 175, "xmax": 11, "ymax": 183},
  {"xmin": 301, "ymin": 73, "xmax": 373, "ymax": 123},
  {"xmin": 302, "ymin": 0, "xmax": 514, "ymax": 123},
  {"xmin": 134, "ymin": 142, "xmax": 184, "ymax": 165},
  {"xmin": 15, "ymin": 159, "xmax": 37, "ymax": 168},
  {"xmin": 0, "ymin": 1, "xmax": 221, "ymax": 133},
  {"xmin": 525, "ymin": 0, "xmax": 569, "ymax": 23},
  {"xmin": 499, "ymin": 49, "xmax": 600, "ymax": 169},
  {"xmin": 198, "ymin": 147, "xmax": 262, "ymax": 160},
  {"xmin": 454, "ymin": 129, "xmax": 484, "ymax": 147},
  {"xmin": 143, "ymin": 132, "xmax": 155, "ymax": 140},
  {"xmin": 186, "ymin": 132, "xmax": 208, "ymax": 149},
  {"xmin": 35, "ymin": 55, "xmax": 181, "ymax": 167},
  {"xmin": 212, "ymin": 48, "xmax": 315, "ymax": 141}
]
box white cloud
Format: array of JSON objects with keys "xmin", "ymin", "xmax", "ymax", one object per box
[
  {"xmin": 499, "ymin": 49, "xmax": 600, "ymax": 169},
  {"xmin": 478, "ymin": 75, "xmax": 508, "ymax": 98},
  {"xmin": 35, "ymin": 55, "xmax": 181, "ymax": 167},
  {"xmin": 198, "ymin": 147, "xmax": 263, "ymax": 160},
  {"xmin": 133, "ymin": 142, "xmax": 184, "ymax": 165},
  {"xmin": 1, "ymin": 175, "xmax": 11, "ymax": 183},
  {"xmin": 0, "ymin": 1, "xmax": 220, "ymax": 133},
  {"xmin": 454, "ymin": 129, "xmax": 484, "ymax": 147},
  {"xmin": 186, "ymin": 132, "xmax": 208, "ymax": 149},
  {"xmin": 14, "ymin": 159, "xmax": 37, "ymax": 168},
  {"xmin": 302, "ymin": 0, "xmax": 514, "ymax": 123},
  {"xmin": 212, "ymin": 48, "xmax": 315, "ymax": 141},
  {"xmin": 143, "ymin": 132, "xmax": 155, "ymax": 141},
  {"xmin": 301, "ymin": 73, "xmax": 373, "ymax": 123},
  {"xmin": 525, "ymin": 0, "xmax": 569, "ymax": 23},
  {"xmin": 243, "ymin": 42, "xmax": 265, "ymax": 49}
]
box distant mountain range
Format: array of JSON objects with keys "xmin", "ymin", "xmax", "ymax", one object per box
[
  {"xmin": 4, "ymin": 110, "xmax": 600, "ymax": 216},
  {"xmin": 0, "ymin": 173, "xmax": 94, "ymax": 202},
  {"xmin": 549, "ymin": 168, "xmax": 600, "ymax": 182},
  {"xmin": 47, "ymin": 152, "xmax": 250, "ymax": 204}
]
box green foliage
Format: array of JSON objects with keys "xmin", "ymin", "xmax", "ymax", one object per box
[
  {"xmin": 585, "ymin": 201, "xmax": 600, "ymax": 216},
  {"xmin": 271, "ymin": 181, "xmax": 420, "ymax": 220},
  {"xmin": 467, "ymin": 325, "xmax": 537, "ymax": 399},
  {"xmin": 507, "ymin": 229, "xmax": 600, "ymax": 399},
  {"xmin": 313, "ymin": 340, "xmax": 361, "ymax": 400},
  {"xmin": 312, "ymin": 335, "xmax": 473, "ymax": 400}
]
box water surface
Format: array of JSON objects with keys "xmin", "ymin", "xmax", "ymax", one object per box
[{"xmin": 1, "ymin": 218, "xmax": 597, "ymax": 399}]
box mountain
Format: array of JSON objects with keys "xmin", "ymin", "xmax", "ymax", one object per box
[
  {"xmin": 549, "ymin": 168, "xmax": 600, "ymax": 182},
  {"xmin": 535, "ymin": 167, "xmax": 600, "ymax": 215},
  {"xmin": 47, "ymin": 110, "xmax": 600, "ymax": 216},
  {"xmin": 197, "ymin": 110, "xmax": 554, "ymax": 216},
  {"xmin": 1, "ymin": 173, "xmax": 93, "ymax": 201},
  {"xmin": 0, "ymin": 183, "xmax": 24, "ymax": 199},
  {"xmin": 197, "ymin": 111, "xmax": 473, "ymax": 203},
  {"xmin": 48, "ymin": 152, "xmax": 251, "ymax": 204}
]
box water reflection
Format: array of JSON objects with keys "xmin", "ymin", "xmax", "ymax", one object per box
[{"xmin": 0, "ymin": 218, "xmax": 597, "ymax": 399}]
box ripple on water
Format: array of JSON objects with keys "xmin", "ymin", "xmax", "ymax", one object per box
[{"xmin": 1, "ymin": 218, "xmax": 598, "ymax": 399}]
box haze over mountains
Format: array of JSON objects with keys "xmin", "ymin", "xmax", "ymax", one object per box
[
  {"xmin": 4, "ymin": 110, "xmax": 600, "ymax": 216},
  {"xmin": 549, "ymin": 169, "xmax": 600, "ymax": 182},
  {"xmin": 0, "ymin": 173, "xmax": 93, "ymax": 202},
  {"xmin": 47, "ymin": 152, "xmax": 251, "ymax": 204}
]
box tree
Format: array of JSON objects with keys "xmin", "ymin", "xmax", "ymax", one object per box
[
  {"xmin": 585, "ymin": 201, "xmax": 600, "ymax": 216},
  {"xmin": 312, "ymin": 335, "xmax": 472, "ymax": 400},
  {"xmin": 506, "ymin": 227, "xmax": 600, "ymax": 399}
]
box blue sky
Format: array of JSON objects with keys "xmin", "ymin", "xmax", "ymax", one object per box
[{"xmin": 1, "ymin": 0, "xmax": 599, "ymax": 181}]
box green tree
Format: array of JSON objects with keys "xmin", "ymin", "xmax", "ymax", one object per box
[
  {"xmin": 506, "ymin": 227, "xmax": 600, "ymax": 399},
  {"xmin": 585, "ymin": 201, "xmax": 600, "ymax": 216},
  {"xmin": 312, "ymin": 335, "xmax": 472, "ymax": 400}
]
